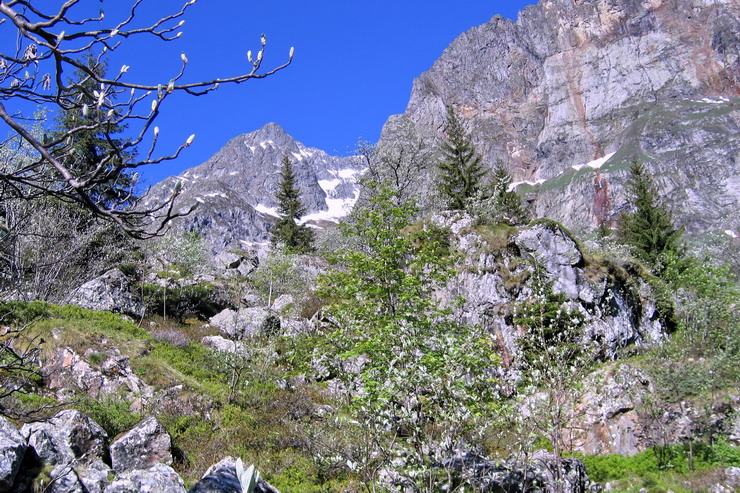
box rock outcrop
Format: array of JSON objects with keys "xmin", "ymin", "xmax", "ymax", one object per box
[
  {"xmin": 109, "ymin": 417, "xmax": 173, "ymax": 474},
  {"xmin": 21, "ymin": 410, "xmax": 109, "ymax": 467},
  {"xmin": 433, "ymin": 213, "xmax": 665, "ymax": 368},
  {"xmin": 0, "ymin": 416, "xmax": 26, "ymax": 491},
  {"xmin": 67, "ymin": 269, "xmax": 144, "ymax": 319},
  {"xmin": 379, "ymin": 0, "xmax": 739, "ymax": 236},
  {"xmin": 2, "ymin": 411, "xmax": 192, "ymax": 493}
]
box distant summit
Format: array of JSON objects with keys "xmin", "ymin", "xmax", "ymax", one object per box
[{"xmin": 144, "ymin": 123, "xmax": 363, "ymax": 252}]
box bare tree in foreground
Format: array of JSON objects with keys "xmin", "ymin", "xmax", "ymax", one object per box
[{"xmin": 0, "ymin": 0, "xmax": 293, "ymax": 238}]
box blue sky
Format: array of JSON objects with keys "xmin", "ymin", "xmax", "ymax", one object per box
[{"xmin": 9, "ymin": 1, "xmax": 536, "ymax": 185}]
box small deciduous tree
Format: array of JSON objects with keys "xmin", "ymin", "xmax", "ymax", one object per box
[
  {"xmin": 514, "ymin": 265, "xmax": 595, "ymax": 493},
  {"xmin": 618, "ymin": 162, "xmax": 683, "ymax": 271},
  {"xmin": 318, "ymin": 185, "xmax": 499, "ymax": 490},
  {"xmin": 436, "ymin": 107, "xmax": 488, "ymax": 210},
  {"xmin": 356, "ymin": 118, "xmax": 434, "ymax": 209},
  {"xmin": 270, "ymin": 156, "xmax": 314, "ymax": 253}
]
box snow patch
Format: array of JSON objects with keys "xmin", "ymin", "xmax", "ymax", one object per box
[
  {"xmin": 571, "ymin": 152, "xmax": 617, "ymax": 171},
  {"xmin": 318, "ymin": 179, "xmax": 342, "ymax": 193},
  {"xmin": 205, "ymin": 192, "xmax": 228, "ymax": 199},
  {"xmin": 725, "ymin": 230, "xmax": 738, "ymax": 239},
  {"xmin": 255, "ymin": 204, "xmax": 280, "ymax": 217},
  {"xmin": 697, "ymin": 97, "xmax": 730, "ymax": 104},
  {"xmin": 194, "ymin": 197, "xmax": 204, "ymax": 204},
  {"xmin": 508, "ymin": 179, "xmax": 546, "ymax": 192},
  {"xmin": 300, "ymin": 190, "xmax": 360, "ymax": 224},
  {"xmin": 259, "ymin": 140, "xmax": 275, "ymax": 150},
  {"xmin": 337, "ymin": 168, "xmax": 359, "ymax": 179},
  {"xmin": 229, "ymin": 171, "xmax": 239, "ymax": 176}
]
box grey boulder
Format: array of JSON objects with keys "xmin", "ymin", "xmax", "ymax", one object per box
[
  {"xmin": 0, "ymin": 416, "xmax": 26, "ymax": 491},
  {"xmin": 104, "ymin": 463, "xmax": 186, "ymax": 493},
  {"xmin": 67, "ymin": 268, "xmax": 144, "ymax": 318},
  {"xmin": 21, "ymin": 409, "xmax": 109, "ymax": 467},
  {"xmin": 109, "ymin": 417, "xmax": 172, "ymax": 474},
  {"xmin": 189, "ymin": 456, "xmax": 280, "ymax": 493}
]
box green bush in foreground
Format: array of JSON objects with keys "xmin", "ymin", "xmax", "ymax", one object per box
[{"xmin": 579, "ymin": 441, "xmax": 740, "ymax": 483}]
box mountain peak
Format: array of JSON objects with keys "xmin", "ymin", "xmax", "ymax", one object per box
[{"xmin": 243, "ymin": 122, "xmax": 293, "ymax": 148}]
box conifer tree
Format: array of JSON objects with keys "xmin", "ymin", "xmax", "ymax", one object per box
[
  {"xmin": 436, "ymin": 107, "xmax": 488, "ymax": 210},
  {"xmin": 271, "ymin": 155, "xmax": 314, "ymax": 252},
  {"xmin": 618, "ymin": 162, "xmax": 683, "ymax": 270},
  {"xmin": 490, "ymin": 163, "xmax": 528, "ymax": 225},
  {"xmin": 53, "ymin": 53, "xmax": 136, "ymax": 207}
]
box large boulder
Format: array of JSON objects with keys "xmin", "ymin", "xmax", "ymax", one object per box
[
  {"xmin": 109, "ymin": 417, "xmax": 172, "ymax": 474},
  {"xmin": 189, "ymin": 457, "xmax": 280, "ymax": 493},
  {"xmin": 213, "ymin": 251, "xmax": 258, "ymax": 278},
  {"xmin": 67, "ymin": 268, "xmax": 145, "ymax": 318},
  {"xmin": 209, "ymin": 307, "xmax": 278, "ymax": 339},
  {"xmin": 104, "ymin": 463, "xmax": 186, "ymax": 493},
  {"xmin": 201, "ymin": 335, "xmax": 246, "ymax": 354},
  {"xmin": 0, "ymin": 416, "xmax": 26, "ymax": 491},
  {"xmin": 21, "ymin": 410, "xmax": 109, "ymax": 468}
]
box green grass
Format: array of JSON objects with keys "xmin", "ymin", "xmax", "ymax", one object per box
[{"xmin": 576, "ymin": 441, "xmax": 740, "ymax": 491}]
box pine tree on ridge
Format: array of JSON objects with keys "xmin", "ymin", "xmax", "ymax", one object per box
[
  {"xmin": 271, "ymin": 155, "xmax": 314, "ymax": 253},
  {"xmin": 436, "ymin": 106, "xmax": 488, "ymax": 210}
]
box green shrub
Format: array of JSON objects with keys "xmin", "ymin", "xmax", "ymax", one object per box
[
  {"xmin": 580, "ymin": 441, "xmax": 740, "ymax": 483},
  {"xmin": 0, "ymin": 300, "xmax": 51, "ymax": 323},
  {"xmin": 80, "ymin": 397, "xmax": 143, "ymax": 438}
]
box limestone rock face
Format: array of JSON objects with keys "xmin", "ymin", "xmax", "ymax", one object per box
[
  {"xmin": 143, "ymin": 122, "xmax": 364, "ymax": 252},
  {"xmin": 0, "ymin": 416, "xmax": 26, "ymax": 491},
  {"xmin": 109, "ymin": 417, "xmax": 173, "ymax": 474},
  {"xmin": 569, "ymin": 364, "xmax": 654, "ymax": 456},
  {"xmin": 67, "ymin": 269, "xmax": 144, "ymax": 319},
  {"xmin": 380, "ymin": 0, "xmax": 740, "ymax": 236}
]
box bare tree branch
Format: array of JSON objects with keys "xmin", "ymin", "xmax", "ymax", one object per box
[{"xmin": 0, "ymin": 0, "xmax": 293, "ymax": 238}]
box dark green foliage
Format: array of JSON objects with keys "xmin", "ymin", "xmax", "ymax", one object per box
[
  {"xmin": 618, "ymin": 162, "xmax": 683, "ymax": 271},
  {"xmin": 436, "ymin": 107, "xmax": 488, "ymax": 210},
  {"xmin": 80, "ymin": 397, "xmax": 143, "ymax": 438},
  {"xmin": 52, "ymin": 54, "xmax": 136, "ymax": 207},
  {"xmin": 139, "ymin": 282, "xmax": 217, "ymax": 321},
  {"xmin": 490, "ymin": 163, "xmax": 528, "ymax": 225},
  {"xmin": 271, "ymin": 156, "xmax": 314, "ymax": 253}
]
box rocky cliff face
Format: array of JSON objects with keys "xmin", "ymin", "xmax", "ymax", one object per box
[
  {"xmin": 144, "ymin": 123, "xmax": 363, "ymax": 252},
  {"xmin": 380, "ymin": 0, "xmax": 740, "ymax": 235}
]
